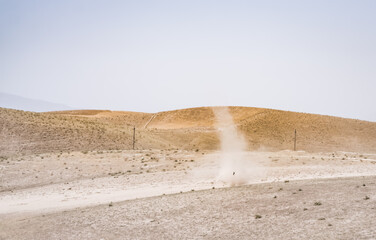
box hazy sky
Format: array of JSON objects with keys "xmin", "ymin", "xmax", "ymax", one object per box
[{"xmin": 1, "ymin": 0, "xmax": 375, "ymax": 121}]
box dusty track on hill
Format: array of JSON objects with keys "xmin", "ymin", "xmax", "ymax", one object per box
[{"xmin": 1, "ymin": 106, "xmax": 376, "ymax": 157}]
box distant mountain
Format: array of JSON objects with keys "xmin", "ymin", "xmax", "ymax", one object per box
[{"xmin": 0, "ymin": 92, "xmax": 73, "ymax": 112}]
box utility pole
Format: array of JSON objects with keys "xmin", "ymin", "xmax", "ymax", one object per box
[
  {"xmin": 132, "ymin": 126, "xmax": 136, "ymax": 150},
  {"xmin": 294, "ymin": 129, "xmax": 297, "ymax": 151}
]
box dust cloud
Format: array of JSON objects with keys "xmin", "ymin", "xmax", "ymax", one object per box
[{"xmin": 213, "ymin": 107, "xmax": 264, "ymax": 186}]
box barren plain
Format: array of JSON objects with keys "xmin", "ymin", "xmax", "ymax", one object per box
[{"xmin": 1, "ymin": 106, "xmax": 376, "ymax": 239}]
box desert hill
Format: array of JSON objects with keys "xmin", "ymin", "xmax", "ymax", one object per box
[{"xmin": 0, "ymin": 106, "xmax": 375, "ymax": 156}]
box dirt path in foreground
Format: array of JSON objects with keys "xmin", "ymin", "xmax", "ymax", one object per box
[
  {"xmin": 2, "ymin": 176, "xmax": 375, "ymax": 240},
  {"xmin": 1, "ymin": 150, "xmax": 376, "ymax": 216}
]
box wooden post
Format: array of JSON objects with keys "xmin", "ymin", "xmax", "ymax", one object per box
[
  {"xmin": 294, "ymin": 129, "xmax": 297, "ymax": 151},
  {"xmin": 132, "ymin": 126, "xmax": 136, "ymax": 150}
]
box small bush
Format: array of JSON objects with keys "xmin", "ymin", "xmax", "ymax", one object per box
[{"xmin": 255, "ymin": 215, "xmax": 262, "ymax": 219}]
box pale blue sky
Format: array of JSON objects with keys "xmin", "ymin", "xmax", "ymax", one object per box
[{"xmin": 1, "ymin": 0, "xmax": 375, "ymax": 121}]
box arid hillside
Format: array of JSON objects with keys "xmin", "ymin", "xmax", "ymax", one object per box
[{"xmin": 0, "ymin": 106, "xmax": 375, "ymax": 156}]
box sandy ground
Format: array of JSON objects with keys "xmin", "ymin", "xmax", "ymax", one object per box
[{"xmin": 1, "ymin": 150, "xmax": 376, "ymax": 239}]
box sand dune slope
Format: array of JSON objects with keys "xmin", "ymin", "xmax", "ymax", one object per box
[{"xmin": 1, "ymin": 106, "xmax": 375, "ymax": 156}]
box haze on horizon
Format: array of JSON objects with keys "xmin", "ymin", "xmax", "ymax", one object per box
[{"xmin": 0, "ymin": 0, "xmax": 375, "ymax": 121}]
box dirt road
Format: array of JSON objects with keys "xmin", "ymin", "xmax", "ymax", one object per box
[{"xmin": 1, "ymin": 150, "xmax": 376, "ymax": 239}]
